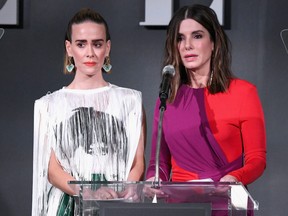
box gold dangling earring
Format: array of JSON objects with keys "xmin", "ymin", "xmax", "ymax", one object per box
[
  {"xmin": 102, "ymin": 56, "xmax": 112, "ymax": 73},
  {"xmin": 209, "ymin": 70, "xmax": 214, "ymax": 86},
  {"xmin": 209, "ymin": 50, "xmax": 214, "ymax": 86},
  {"xmin": 66, "ymin": 57, "xmax": 74, "ymax": 73}
]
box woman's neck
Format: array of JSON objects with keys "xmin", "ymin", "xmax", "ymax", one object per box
[
  {"xmin": 66, "ymin": 74, "xmax": 108, "ymax": 90},
  {"xmin": 189, "ymin": 70, "xmax": 210, "ymax": 88}
]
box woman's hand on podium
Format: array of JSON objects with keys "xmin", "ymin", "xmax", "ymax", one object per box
[
  {"xmin": 143, "ymin": 177, "xmax": 166, "ymax": 199},
  {"xmin": 83, "ymin": 187, "xmax": 119, "ymax": 200},
  {"xmin": 208, "ymin": 175, "xmax": 238, "ymax": 196},
  {"xmin": 220, "ymin": 175, "xmax": 238, "ymax": 182},
  {"xmin": 117, "ymin": 184, "xmax": 140, "ymax": 202}
]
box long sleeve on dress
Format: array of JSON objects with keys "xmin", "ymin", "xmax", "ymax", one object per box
[{"xmin": 146, "ymin": 79, "xmax": 266, "ymax": 185}]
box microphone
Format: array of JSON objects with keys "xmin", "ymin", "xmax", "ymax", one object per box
[
  {"xmin": 153, "ymin": 65, "xmax": 175, "ymax": 189},
  {"xmin": 159, "ymin": 65, "xmax": 175, "ymax": 109}
]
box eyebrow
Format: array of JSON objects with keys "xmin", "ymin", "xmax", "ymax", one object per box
[
  {"xmin": 75, "ymin": 39, "xmax": 105, "ymax": 43},
  {"xmin": 192, "ymin": 30, "xmax": 205, "ymax": 34},
  {"xmin": 178, "ymin": 30, "xmax": 205, "ymax": 35}
]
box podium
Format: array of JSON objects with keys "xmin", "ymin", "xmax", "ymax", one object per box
[{"xmin": 68, "ymin": 181, "xmax": 259, "ymax": 216}]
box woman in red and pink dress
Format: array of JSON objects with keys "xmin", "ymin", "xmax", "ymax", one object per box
[{"xmin": 146, "ymin": 4, "xmax": 266, "ymax": 216}]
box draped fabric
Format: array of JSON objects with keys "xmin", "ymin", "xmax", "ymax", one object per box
[
  {"xmin": 146, "ymin": 79, "xmax": 266, "ymax": 185},
  {"xmin": 32, "ymin": 84, "xmax": 142, "ymax": 216}
]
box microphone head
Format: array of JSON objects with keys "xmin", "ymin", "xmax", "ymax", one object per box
[{"xmin": 162, "ymin": 65, "xmax": 175, "ymax": 76}]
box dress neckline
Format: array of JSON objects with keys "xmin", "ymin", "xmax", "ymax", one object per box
[{"xmin": 61, "ymin": 83, "xmax": 112, "ymax": 94}]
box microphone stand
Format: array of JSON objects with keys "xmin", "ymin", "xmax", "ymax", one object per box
[
  {"xmin": 152, "ymin": 64, "xmax": 175, "ymax": 189},
  {"xmin": 152, "ymin": 99, "xmax": 167, "ymax": 189}
]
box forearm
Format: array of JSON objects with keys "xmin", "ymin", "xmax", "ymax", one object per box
[
  {"xmin": 127, "ymin": 160, "xmax": 145, "ymax": 181},
  {"xmin": 146, "ymin": 162, "xmax": 170, "ymax": 181},
  {"xmin": 48, "ymin": 169, "xmax": 76, "ymax": 195},
  {"xmin": 128, "ymin": 109, "xmax": 146, "ymax": 181},
  {"xmin": 229, "ymin": 158, "xmax": 266, "ymax": 185},
  {"xmin": 48, "ymin": 150, "xmax": 77, "ymax": 196},
  {"xmin": 146, "ymin": 102, "xmax": 171, "ymax": 181}
]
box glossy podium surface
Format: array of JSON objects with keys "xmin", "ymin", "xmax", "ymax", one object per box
[{"xmin": 68, "ymin": 181, "xmax": 259, "ymax": 216}]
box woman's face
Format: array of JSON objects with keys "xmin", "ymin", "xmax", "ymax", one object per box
[
  {"xmin": 66, "ymin": 21, "xmax": 110, "ymax": 76},
  {"xmin": 177, "ymin": 19, "xmax": 214, "ymax": 74}
]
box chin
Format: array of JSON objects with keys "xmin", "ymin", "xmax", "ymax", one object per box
[{"xmin": 184, "ymin": 65, "xmax": 198, "ymax": 70}]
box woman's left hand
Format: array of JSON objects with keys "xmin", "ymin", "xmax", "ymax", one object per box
[{"xmin": 220, "ymin": 175, "xmax": 238, "ymax": 182}]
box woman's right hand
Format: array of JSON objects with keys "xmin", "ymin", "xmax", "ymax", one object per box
[
  {"xmin": 83, "ymin": 187, "xmax": 118, "ymax": 200},
  {"xmin": 143, "ymin": 177, "xmax": 166, "ymax": 199}
]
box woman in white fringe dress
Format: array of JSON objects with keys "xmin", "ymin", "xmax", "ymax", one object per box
[{"xmin": 32, "ymin": 8, "xmax": 146, "ymax": 216}]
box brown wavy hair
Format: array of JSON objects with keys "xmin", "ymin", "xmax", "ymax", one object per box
[{"xmin": 163, "ymin": 4, "xmax": 233, "ymax": 102}]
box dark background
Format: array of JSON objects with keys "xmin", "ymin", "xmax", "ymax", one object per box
[{"xmin": 0, "ymin": 0, "xmax": 287, "ymax": 215}]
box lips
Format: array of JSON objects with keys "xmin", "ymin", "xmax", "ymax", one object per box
[
  {"xmin": 184, "ymin": 54, "xmax": 198, "ymax": 58},
  {"xmin": 184, "ymin": 54, "xmax": 198, "ymax": 62},
  {"xmin": 84, "ymin": 62, "xmax": 96, "ymax": 67}
]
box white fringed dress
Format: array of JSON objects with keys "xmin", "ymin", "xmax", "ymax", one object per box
[{"xmin": 32, "ymin": 84, "xmax": 142, "ymax": 216}]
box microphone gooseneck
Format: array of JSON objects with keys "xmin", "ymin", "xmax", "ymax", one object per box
[{"xmin": 153, "ymin": 65, "xmax": 175, "ymax": 188}]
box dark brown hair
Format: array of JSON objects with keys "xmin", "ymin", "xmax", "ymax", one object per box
[
  {"xmin": 63, "ymin": 8, "xmax": 111, "ymax": 74},
  {"xmin": 163, "ymin": 4, "xmax": 233, "ymax": 102}
]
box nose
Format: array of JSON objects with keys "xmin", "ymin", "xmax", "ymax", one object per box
[
  {"xmin": 185, "ymin": 38, "xmax": 193, "ymax": 50},
  {"xmin": 86, "ymin": 45, "xmax": 95, "ymax": 58}
]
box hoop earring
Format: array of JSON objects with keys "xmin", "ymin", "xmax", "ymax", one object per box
[
  {"xmin": 102, "ymin": 56, "xmax": 112, "ymax": 73},
  {"xmin": 66, "ymin": 57, "xmax": 74, "ymax": 73}
]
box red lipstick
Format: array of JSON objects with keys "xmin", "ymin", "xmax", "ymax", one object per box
[{"xmin": 84, "ymin": 62, "xmax": 96, "ymax": 67}]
